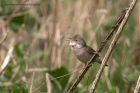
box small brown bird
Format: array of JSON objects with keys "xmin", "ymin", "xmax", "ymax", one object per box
[{"xmin": 68, "ymin": 34, "xmax": 103, "ymax": 65}]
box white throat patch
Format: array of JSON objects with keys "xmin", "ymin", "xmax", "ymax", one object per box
[
  {"xmin": 69, "ymin": 41, "xmax": 76, "ymax": 46},
  {"xmin": 69, "ymin": 41, "xmax": 82, "ymax": 49}
]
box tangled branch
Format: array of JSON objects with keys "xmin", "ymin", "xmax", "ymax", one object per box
[{"xmin": 67, "ymin": 5, "xmax": 126, "ymax": 93}]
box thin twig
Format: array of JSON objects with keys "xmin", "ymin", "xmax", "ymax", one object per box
[
  {"xmin": 26, "ymin": 68, "xmax": 48, "ymax": 73},
  {"xmin": 29, "ymin": 72, "xmax": 35, "ymax": 93},
  {"xmin": 90, "ymin": 0, "xmax": 137, "ymax": 92},
  {"xmin": 0, "ymin": 42, "xmax": 14, "ymax": 75},
  {"xmin": 67, "ymin": 3, "xmax": 127, "ymax": 93},
  {"xmin": 46, "ymin": 73, "xmax": 52, "ymax": 93},
  {"xmin": 31, "ymin": 67, "xmax": 82, "ymax": 93},
  {"xmin": 134, "ymin": 75, "xmax": 140, "ymax": 93}
]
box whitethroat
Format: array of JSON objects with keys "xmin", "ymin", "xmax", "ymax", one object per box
[{"xmin": 68, "ymin": 34, "xmax": 107, "ymax": 66}]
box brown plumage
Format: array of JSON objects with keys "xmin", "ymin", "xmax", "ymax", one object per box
[{"xmin": 69, "ymin": 34, "xmax": 105, "ymax": 65}]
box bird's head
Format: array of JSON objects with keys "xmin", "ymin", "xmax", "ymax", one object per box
[{"xmin": 68, "ymin": 35, "xmax": 86, "ymax": 49}]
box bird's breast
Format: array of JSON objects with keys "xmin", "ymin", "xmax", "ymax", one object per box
[{"xmin": 73, "ymin": 48, "xmax": 93, "ymax": 63}]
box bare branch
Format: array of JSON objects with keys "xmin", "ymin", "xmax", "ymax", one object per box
[
  {"xmin": 26, "ymin": 68, "xmax": 48, "ymax": 73},
  {"xmin": 29, "ymin": 72, "xmax": 35, "ymax": 93},
  {"xmin": 90, "ymin": 0, "xmax": 137, "ymax": 93},
  {"xmin": 134, "ymin": 75, "xmax": 140, "ymax": 93},
  {"xmin": 46, "ymin": 73, "xmax": 52, "ymax": 93},
  {"xmin": 67, "ymin": 2, "xmax": 128, "ymax": 93},
  {"xmin": 0, "ymin": 42, "xmax": 14, "ymax": 75}
]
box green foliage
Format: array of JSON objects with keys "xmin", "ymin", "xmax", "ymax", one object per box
[
  {"xmin": 49, "ymin": 67, "xmax": 70, "ymax": 92},
  {"xmin": 10, "ymin": 15, "xmax": 25, "ymax": 32},
  {"xmin": 15, "ymin": 44, "xmax": 26, "ymax": 69},
  {"xmin": 103, "ymin": 17, "xmax": 115, "ymax": 32},
  {"xmin": 11, "ymin": 83, "xmax": 29, "ymax": 93},
  {"xmin": 96, "ymin": 80, "xmax": 108, "ymax": 93},
  {"xmin": 0, "ymin": 0, "xmax": 16, "ymax": 15},
  {"xmin": 0, "ymin": 43, "xmax": 29, "ymax": 93},
  {"xmin": 10, "ymin": 14, "xmax": 37, "ymax": 32},
  {"xmin": 24, "ymin": 14, "xmax": 37, "ymax": 32},
  {"xmin": 15, "ymin": 44, "xmax": 26, "ymax": 58},
  {"xmin": 113, "ymin": 42, "xmax": 124, "ymax": 62},
  {"xmin": 123, "ymin": 16, "xmax": 136, "ymax": 39}
]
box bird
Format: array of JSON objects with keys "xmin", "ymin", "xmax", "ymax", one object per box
[{"xmin": 68, "ymin": 34, "xmax": 105, "ymax": 65}]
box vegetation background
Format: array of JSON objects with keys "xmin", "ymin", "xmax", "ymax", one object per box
[{"xmin": 0, "ymin": 0, "xmax": 139, "ymax": 93}]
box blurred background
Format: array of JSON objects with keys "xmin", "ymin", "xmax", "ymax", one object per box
[{"xmin": 0, "ymin": 0, "xmax": 140, "ymax": 93}]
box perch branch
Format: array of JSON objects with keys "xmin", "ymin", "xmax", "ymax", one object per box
[
  {"xmin": 90, "ymin": 0, "xmax": 137, "ymax": 92},
  {"xmin": 46, "ymin": 73, "xmax": 52, "ymax": 93},
  {"xmin": 134, "ymin": 75, "xmax": 140, "ymax": 93},
  {"xmin": 67, "ymin": 3, "xmax": 127, "ymax": 93}
]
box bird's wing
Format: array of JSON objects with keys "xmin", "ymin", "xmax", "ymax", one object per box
[
  {"xmin": 86, "ymin": 46, "xmax": 99, "ymax": 57},
  {"xmin": 86, "ymin": 46, "xmax": 108, "ymax": 66},
  {"xmin": 86, "ymin": 46, "xmax": 102, "ymax": 63},
  {"xmin": 86, "ymin": 46, "xmax": 95, "ymax": 54}
]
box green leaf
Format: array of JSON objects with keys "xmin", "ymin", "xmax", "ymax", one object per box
[
  {"xmin": 10, "ymin": 14, "xmax": 37, "ymax": 32},
  {"xmin": 10, "ymin": 15, "xmax": 24, "ymax": 32},
  {"xmin": 49, "ymin": 67, "xmax": 70, "ymax": 91},
  {"xmin": 14, "ymin": 44, "xmax": 26, "ymax": 70},
  {"xmin": 15, "ymin": 44, "xmax": 26, "ymax": 58}
]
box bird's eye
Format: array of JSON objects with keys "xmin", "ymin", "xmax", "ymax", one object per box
[{"xmin": 75, "ymin": 39, "xmax": 77, "ymax": 41}]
